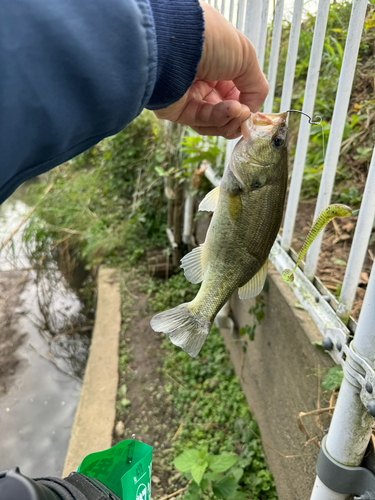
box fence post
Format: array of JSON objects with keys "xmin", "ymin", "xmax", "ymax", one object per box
[{"xmin": 311, "ymin": 261, "xmax": 375, "ymax": 499}]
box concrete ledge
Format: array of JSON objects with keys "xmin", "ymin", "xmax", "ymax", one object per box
[
  {"xmin": 62, "ymin": 268, "xmax": 121, "ymax": 477},
  {"xmin": 219, "ymin": 263, "xmax": 334, "ymax": 500}
]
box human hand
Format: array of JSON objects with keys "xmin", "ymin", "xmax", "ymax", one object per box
[{"xmin": 154, "ymin": 1, "xmax": 268, "ymax": 139}]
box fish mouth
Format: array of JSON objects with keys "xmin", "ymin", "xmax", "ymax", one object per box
[{"xmin": 241, "ymin": 111, "xmax": 288, "ymax": 139}]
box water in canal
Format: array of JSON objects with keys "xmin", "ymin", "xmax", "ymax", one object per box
[{"xmin": 0, "ymin": 183, "xmax": 90, "ymax": 478}]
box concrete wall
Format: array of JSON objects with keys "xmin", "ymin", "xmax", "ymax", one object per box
[
  {"xmin": 62, "ymin": 268, "xmax": 121, "ymax": 477},
  {"xmin": 218, "ymin": 263, "xmax": 334, "ymax": 500}
]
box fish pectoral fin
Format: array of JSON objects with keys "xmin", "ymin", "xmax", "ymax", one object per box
[
  {"xmin": 180, "ymin": 244, "xmax": 205, "ymax": 284},
  {"xmin": 198, "ymin": 186, "xmax": 220, "ymax": 212},
  {"xmin": 238, "ymin": 260, "xmax": 268, "ymax": 300}
]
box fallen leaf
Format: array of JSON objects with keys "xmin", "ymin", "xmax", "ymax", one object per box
[
  {"xmin": 339, "ymin": 234, "xmax": 351, "ymax": 241},
  {"xmin": 342, "ymin": 222, "xmax": 355, "ymax": 233},
  {"xmin": 359, "ymin": 272, "xmax": 369, "ymax": 285},
  {"xmin": 332, "ymin": 258, "xmax": 347, "ymax": 266}
]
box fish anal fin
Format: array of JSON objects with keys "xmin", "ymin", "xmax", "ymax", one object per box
[
  {"xmin": 180, "ymin": 244, "xmax": 205, "ymax": 284},
  {"xmin": 198, "ymin": 186, "xmax": 220, "ymax": 212},
  {"xmin": 238, "ymin": 260, "xmax": 268, "ymax": 300}
]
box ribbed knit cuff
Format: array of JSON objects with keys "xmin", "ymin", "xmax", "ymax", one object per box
[{"xmin": 146, "ymin": 0, "xmax": 204, "ymax": 110}]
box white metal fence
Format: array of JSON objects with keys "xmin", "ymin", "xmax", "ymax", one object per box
[{"xmin": 202, "ymin": 1, "xmax": 375, "ymax": 498}]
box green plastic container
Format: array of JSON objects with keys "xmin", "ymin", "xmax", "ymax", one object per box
[{"xmin": 77, "ymin": 440, "xmax": 153, "ymax": 500}]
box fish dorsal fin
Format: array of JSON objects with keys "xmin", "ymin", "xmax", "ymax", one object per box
[
  {"xmin": 238, "ymin": 260, "xmax": 268, "ymax": 300},
  {"xmin": 198, "ymin": 187, "xmax": 220, "ymax": 212},
  {"xmin": 180, "ymin": 244, "xmax": 205, "ymax": 284}
]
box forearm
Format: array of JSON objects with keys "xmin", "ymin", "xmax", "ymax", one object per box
[{"xmin": 0, "ymin": 0, "xmax": 204, "ymax": 204}]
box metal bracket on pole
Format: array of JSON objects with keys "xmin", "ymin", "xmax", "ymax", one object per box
[
  {"xmin": 323, "ymin": 328, "xmax": 375, "ymax": 416},
  {"xmin": 316, "ymin": 436, "xmax": 375, "ymax": 498}
]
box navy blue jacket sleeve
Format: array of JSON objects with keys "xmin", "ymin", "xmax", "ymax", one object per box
[{"xmin": 0, "ymin": 0, "xmax": 204, "ymax": 204}]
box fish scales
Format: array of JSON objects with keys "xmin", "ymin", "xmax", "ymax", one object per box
[{"xmin": 151, "ymin": 111, "xmax": 289, "ymax": 357}]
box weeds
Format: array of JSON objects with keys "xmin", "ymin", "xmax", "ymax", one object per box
[{"xmin": 149, "ymin": 276, "xmax": 277, "ymax": 499}]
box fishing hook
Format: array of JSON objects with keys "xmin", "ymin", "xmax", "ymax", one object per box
[{"xmin": 286, "ymin": 109, "xmax": 322, "ymax": 125}]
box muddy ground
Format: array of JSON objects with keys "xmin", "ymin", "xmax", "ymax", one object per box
[
  {"xmin": 0, "ymin": 270, "xmax": 28, "ymax": 395},
  {"xmin": 112, "ymin": 283, "xmax": 184, "ymax": 499}
]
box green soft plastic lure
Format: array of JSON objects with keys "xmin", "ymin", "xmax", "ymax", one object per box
[{"xmin": 282, "ymin": 203, "xmax": 352, "ymax": 284}]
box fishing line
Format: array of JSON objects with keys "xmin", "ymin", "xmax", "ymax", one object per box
[{"xmin": 286, "ymin": 109, "xmax": 326, "ymax": 160}]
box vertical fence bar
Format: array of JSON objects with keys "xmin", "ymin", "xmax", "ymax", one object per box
[
  {"xmin": 220, "ymin": 0, "xmax": 225, "ymax": 15},
  {"xmin": 311, "ymin": 261, "xmax": 375, "ymax": 499},
  {"xmin": 281, "ymin": 0, "xmax": 330, "ymax": 251},
  {"xmin": 244, "ymin": 0, "xmax": 262, "ymax": 51},
  {"xmin": 257, "ymin": 0, "xmax": 270, "ymax": 70},
  {"xmin": 236, "ymin": 0, "xmax": 246, "ymax": 31},
  {"xmin": 263, "ymin": 0, "xmax": 285, "ymax": 113},
  {"xmin": 279, "ymin": 0, "xmax": 304, "ymax": 112},
  {"xmin": 229, "ymin": 0, "xmax": 235, "ymax": 24},
  {"xmin": 304, "ymin": 0, "xmax": 369, "ymax": 280},
  {"xmin": 336, "ymin": 147, "xmax": 375, "ymax": 323},
  {"xmin": 214, "ymin": 0, "xmax": 219, "ymax": 10}
]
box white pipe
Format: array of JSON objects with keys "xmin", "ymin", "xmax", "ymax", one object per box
[
  {"xmin": 204, "ymin": 164, "xmax": 221, "ymax": 187},
  {"xmin": 183, "ymin": 194, "xmax": 195, "ymax": 245},
  {"xmin": 244, "ymin": 0, "xmax": 262, "ymax": 52},
  {"xmin": 236, "ymin": 0, "xmax": 246, "ymax": 31},
  {"xmin": 281, "ymin": 0, "xmax": 331, "ymax": 251},
  {"xmin": 263, "ymin": 0, "xmax": 284, "ymax": 113},
  {"xmin": 257, "ymin": 0, "xmax": 270, "ymax": 71},
  {"xmin": 279, "ymin": 0, "xmax": 304, "ymax": 112},
  {"xmin": 353, "ymin": 261, "xmax": 375, "ymax": 366},
  {"xmin": 311, "ymin": 476, "xmax": 345, "ymax": 500},
  {"xmin": 229, "ymin": 0, "xmax": 235, "ymax": 23},
  {"xmin": 304, "ymin": 0, "xmax": 369, "ymax": 280},
  {"xmin": 311, "ymin": 262, "xmax": 375, "ymax": 499},
  {"xmin": 337, "ymin": 147, "xmax": 375, "ymax": 323}
]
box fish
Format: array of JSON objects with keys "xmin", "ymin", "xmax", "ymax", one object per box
[{"xmin": 151, "ymin": 111, "xmax": 289, "ymax": 357}]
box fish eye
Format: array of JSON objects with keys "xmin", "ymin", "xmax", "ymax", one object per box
[{"xmin": 272, "ymin": 135, "xmax": 285, "ymax": 148}]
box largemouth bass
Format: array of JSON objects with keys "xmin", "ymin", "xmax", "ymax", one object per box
[{"xmin": 151, "ymin": 111, "xmax": 289, "ymax": 357}]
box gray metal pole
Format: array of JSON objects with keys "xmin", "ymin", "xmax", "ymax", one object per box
[{"xmin": 310, "ymin": 261, "xmax": 375, "ymax": 499}]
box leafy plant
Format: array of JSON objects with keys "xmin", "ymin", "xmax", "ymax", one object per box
[
  {"xmin": 174, "ymin": 448, "xmax": 240, "ymax": 500},
  {"xmin": 239, "ymin": 295, "xmax": 266, "ymax": 342},
  {"xmin": 339, "ymin": 186, "xmax": 362, "ymax": 206},
  {"xmin": 322, "ymin": 365, "xmax": 344, "ymax": 391},
  {"xmin": 181, "ymin": 133, "xmax": 223, "ymax": 170}
]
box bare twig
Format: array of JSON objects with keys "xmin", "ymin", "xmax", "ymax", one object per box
[
  {"xmin": 297, "ymin": 407, "xmax": 335, "ymax": 449},
  {"xmin": 50, "ymin": 325, "xmax": 93, "ymax": 342},
  {"xmin": 247, "ymin": 426, "xmax": 315, "ymax": 459},
  {"xmin": 173, "ymin": 399, "xmax": 198, "ymax": 441},
  {"xmin": 0, "ymin": 182, "xmax": 54, "ymax": 252},
  {"xmin": 27, "ymin": 343, "xmax": 82, "ymax": 383},
  {"xmin": 159, "ymin": 483, "xmax": 190, "ymax": 500}
]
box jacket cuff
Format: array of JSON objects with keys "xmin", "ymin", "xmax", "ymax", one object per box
[{"xmin": 146, "ymin": 0, "xmax": 204, "ymax": 110}]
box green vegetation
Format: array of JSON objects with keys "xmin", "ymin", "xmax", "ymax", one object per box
[
  {"xmin": 239, "ymin": 294, "xmax": 266, "ymax": 343},
  {"xmin": 148, "ymin": 273, "xmax": 277, "ymax": 500},
  {"xmin": 321, "ymin": 365, "xmax": 344, "ymax": 391},
  {"xmin": 23, "ymin": 111, "xmax": 168, "ymax": 271}
]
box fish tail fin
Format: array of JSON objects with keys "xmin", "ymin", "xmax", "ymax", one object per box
[{"xmin": 150, "ymin": 303, "xmax": 211, "ymax": 357}]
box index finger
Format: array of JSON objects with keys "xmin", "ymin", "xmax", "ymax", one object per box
[{"xmin": 233, "ymin": 35, "xmax": 269, "ymax": 112}]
